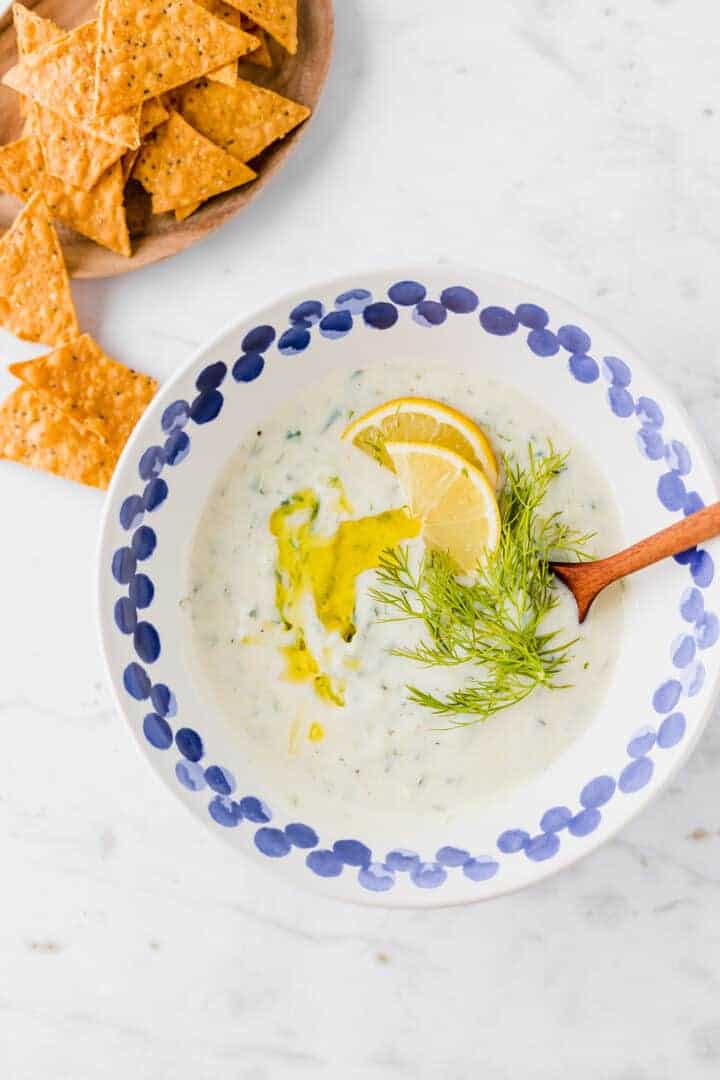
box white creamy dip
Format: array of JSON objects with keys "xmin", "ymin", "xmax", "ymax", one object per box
[{"xmin": 187, "ymin": 359, "xmax": 625, "ymax": 831}]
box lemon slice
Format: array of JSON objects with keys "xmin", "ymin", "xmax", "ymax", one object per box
[
  {"xmin": 342, "ymin": 397, "xmax": 499, "ymax": 488},
  {"xmin": 385, "ymin": 441, "xmax": 501, "ymax": 573}
]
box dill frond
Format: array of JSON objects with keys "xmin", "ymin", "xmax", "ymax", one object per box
[{"xmin": 370, "ymin": 443, "xmax": 593, "ymax": 726}]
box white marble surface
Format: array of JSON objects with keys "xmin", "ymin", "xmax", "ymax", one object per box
[{"xmin": 2, "ymin": 1, "xmax": 720, "ymax": 1076}]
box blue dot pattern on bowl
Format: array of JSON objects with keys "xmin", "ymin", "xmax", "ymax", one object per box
[
  {"xmin": 389, "ymin": 280, "xmax": 426, "ymax": 306},
  {"xmin": 191, "ymin": 388, "xmax": 223, "ymax": 425},
  {"xmin": 129, "ymin": 573, "xmax": 154, "ymax": 609},
  {"xmin": 242, "ymin": 325, "xmax": 275, "ymax": 353},
  {"xmin": 196, "ymin": 361, "xmax": 227, "ymax": 392},
  {"xmin": 240, "ymin": 796, "xmax": 272, "ymax": 823},
  {"xmin": 516, "ymin": 303, "xmax": 548, "ymax": 329},
  {"xmin": 143, "ymin": 712, "xmax": 173, "ymax": 750},
  {"xmin": 528, "ymin": 328, "xmax": 560, "ymax": 357},
  {"xmin": 175, "ymin": 727, "xmax": 203, "ymax": 762},
  {"xmin": 205, "ymin": 765, "xmax": 236, "ymax": 795},
  {"xmin": 119, "ymin": 494, "xmax": 144, "ymax": 531},
  {"xmin": 139, "ymin": 446, "xmax": 165, "ymax": 481},
  {"xmin": 209, "ymin": 795, "xmax": 243, "ymax": 828},
  {"xmin": 175, "ymin": 760, "xmax": 205, "ymax": 791},
  {"xmin": 131, "ymin": 526, "xmax": 156, "ymax": 560},
  {"xmin": 114, "ymin": 597, "xmax": 137, "ymax": 634},
  {"xmin": 110, "ymin": 279, "xmax": 717, "ymax": 893},
  {"xmin": 441, "ymin": 286, "xmax": 479, "ymax": 314},
  {"xmin": 161, "ymin": 400, "xmax": 190, "ymax": 434},
  {"xmin": 290, "ymin": 300, "xmax": 324, "ymax": 327},
  {"xmin": 278, "ymin": 326, "xmax": 311, "ymax": 355},
  {"xmin": 285, "ymin": 823, "xmax": 319, "ymax": 848},
  {"xmin": 143, "ymin": 478, "xmax": 168, "ymax": 511},
  {"xmin": 151, "ymin": 683, "xmax": 176, "ymax": 717},
  {"xmin": 319, "ymin": 310, "xmax": 353, "ymax": 340},
  {"xmin": 480, "ymin": 306, "xmax": 519, "ymax": 336},
  {"xmin": 255, "ymin": 827, "xmax": 291, "ymax": 857},
  {"xmin": 233, "ymin": 352, "xmax": 265, "ymax": 382},
  {"xmin": 363, "ymin": 302, "xmax": 399, "ymax": 330},
  {"xmin": 165, "ymin": 430, "xmax": 190, "ymax": 467}
]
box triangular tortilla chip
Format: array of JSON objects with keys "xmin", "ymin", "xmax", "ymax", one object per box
[
  {"xmin": 13, "ymin": 3, "xmax": 60, "ymax": 119},
  {"xmin": 223, "ymin": 0, "xmax": 296, "ymax": 54},
  {"xmin": 0, "ymin": 192, "xmax": 79, "ymax": 346},
  {"xmin": 132, "ymin": 110, "xmax": 256, "ymax": 213},
  {"xmin": 83, "ymin": 105, "xmax": 141, "ymax": 152},
  {"xmin": 93, "ymin": 0, "xmax": 260, "ymax": 118},
  {"xmin": 0, "ymin": 137, "xmax": 131, "ymax": 256},
  {"xmin": 245, "ymin": 24, "xmax": 272, "ymax": 67},
  {"xmin": 13, "ymin": 3, "xmax": 59, "ymax": 55},
  {"xmin": 32, "ymin": 103, "xmax": 126, "ymax": 191},
  {"xmin": 121, "ymin": 107, "xmax": 168, "ymax": 179},
  {"xmin": 121, "ymin": 102, "xmax": 168, "ymax": 179},
  {"xmin": 196, "ymin": 1, "xmax": 271, "ymax": 68},
  {"xmin": 121, "ymin": 147, "xmax": 140, "ymax": 185},
  {"xmin": 13, "ymin": 0, "xmax": 60, "ymax": 115},
  {"xmin": 178, "ymin": 77, "xmax": 309, "ymax": 162},
  {"xmin": 0, "ymin": 384, "xmax": 114, "ymax": 489},
  {"xmin": 207, "ymin": 61, "xmax": 238, "ymax": 87},
  {"xmin": 3, "ymin": 22, "xmax": 141, "ymax": 148},
  {"xmin": 9, "ymin": 332, "xmax": 157, "ymax": 448},
  {"xmin": 140, "ymin": 97, "xmax": 169, "ymax": 136},
  {"xmin": 14, "ymin": 9, "xmax": 127, "ymax": 190},
  {"xmin": 175, "ymin": 201, "xmax": 202, "ymax": 221}
]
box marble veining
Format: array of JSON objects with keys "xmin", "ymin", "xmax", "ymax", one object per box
[{"xmin": 1, "ymin": 0, "xmax": 719, "ymax": 1076}]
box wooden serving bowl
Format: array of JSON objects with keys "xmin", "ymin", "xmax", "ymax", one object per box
[{"xmin": 0, "ymin": 0, "xmax": 334, "ymax": 277}]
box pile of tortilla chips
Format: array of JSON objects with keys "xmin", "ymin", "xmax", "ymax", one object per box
[
  {"xmin": 0, "ymin": 0, "xmax": 308, "ymax": 255},
  {"xmin": 0, "ymin": 193, "xmax": 157, "ymax": 488}
]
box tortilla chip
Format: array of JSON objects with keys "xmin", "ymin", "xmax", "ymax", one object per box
[
  {"xmin": 83, "ymin": 103, "xmax": 141, "ymax": 151},
  {"xmin": 13, "ymin": 2, "xmax": 61, "ymax": 115},
  {"xmin": 14, "ymin": 4, "xmax": 60, "ymax": 129},
  {"xmin": 0, "ymin": 384, "xmax": 115, "ymax": 488},
  {"xmin": 175, "ymin": 201, "xmax": 202, "ymax": 221},
  {"xmin": 9, "ymin": 332, "xmax": 157, "ymax": 448},
  {"xmin": 178, "ymin": 78, "xmax": 309, "ymax": 162},
  {"xmin": 195, "ymin": 0, "xmax": 268, "ymax": 79},
  {"xmin": 13, "ymin": 3, "xmax": 60, "ymax": 55},
  {"xmin": 32, "ymin": 103, "xmax": 126, "ymax": 191},
  {"xmin": 0, "ymin": 137, "xmax": 131, "ymax": 256},
  {"xmin": 207, "ymin": 61, "xmax": 238, "ymax": 87},
  {"xmin": 3, "ymin": 22, "xmax": 141, "ymax": 149},
  {"xmin": 223, "ymin": 0, "xmax": 296, "ymax": 54},
  {"xmin": 245, "ymin": 24, "xmax": 273, "ymax": 68},
  {"xmin": 93, "ymin": 0, "xmax": 260, "ymax": 118},
  {"xmin": 123, "ymin": 105, "xmax": 169, "ymax": 185},
  {"xmin": 140, "ymin": 97, "xmax": 169, "ymax": 137},
  {"xmin": 121, "ymin": 147, "xmax": 140, "ymax": 185},
  {"xmin": 14, "ymin": 10, "xmax": 126, "ymax": 191},
  {"xmin": 132, "ymin": 110, "xmax": 256, "ymax": 213},
  {"xmin": 0, "ymin": 193, "xmax": 79, "ymax": 347}
]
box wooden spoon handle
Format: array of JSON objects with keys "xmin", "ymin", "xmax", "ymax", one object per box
[{"xmin": 588, "ymin": 500, "xmax": 720, "ymax": 587}]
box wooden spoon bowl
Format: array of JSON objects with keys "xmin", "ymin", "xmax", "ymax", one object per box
[{"xmin": 0, "ymin": 0, "xmax": 334, "ymax": 277}]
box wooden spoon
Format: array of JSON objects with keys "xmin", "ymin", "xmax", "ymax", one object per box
[{"xmin": 551, "ymin": 502, "xmax": 720, "ymax": 623}]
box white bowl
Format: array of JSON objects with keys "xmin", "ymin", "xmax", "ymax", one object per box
[{"xmin": 98, "ymin": 268, "xmax": 720, "ymax": 906}]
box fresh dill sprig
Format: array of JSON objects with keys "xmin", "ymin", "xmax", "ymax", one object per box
[{"xmin": 370, "ymin": 443, "xmax": 594, "ymax": 726}]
